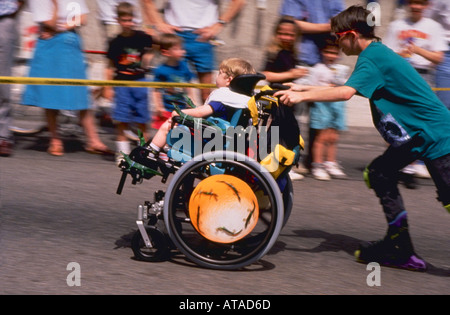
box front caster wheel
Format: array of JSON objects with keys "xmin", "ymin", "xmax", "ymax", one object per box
[{"xmin": 131, "ymin": 226, "xmax": 170, "ymax": 262}]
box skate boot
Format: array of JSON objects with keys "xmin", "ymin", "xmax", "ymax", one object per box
[{"xmin": 354, "ymin": 212, "xmax": 427, "ymax": 271}]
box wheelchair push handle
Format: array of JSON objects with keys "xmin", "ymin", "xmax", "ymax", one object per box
[{"xmin": 254, "ymin": 83, "xmax": 290, "ymax": 100}]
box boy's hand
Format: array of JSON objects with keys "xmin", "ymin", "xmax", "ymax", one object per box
[{"xmin": 274, "ymin": 90, "xmax": 305, "ymax": 107}]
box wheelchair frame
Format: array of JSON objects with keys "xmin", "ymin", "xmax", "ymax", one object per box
[{"xmin": 116, "ymin": 74, "xmax": 300, "ymax": 270}]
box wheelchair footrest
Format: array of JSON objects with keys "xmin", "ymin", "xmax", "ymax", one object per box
[{"xmin": 117, "ymin": 146, "xmax": 180, "ymax": 190}]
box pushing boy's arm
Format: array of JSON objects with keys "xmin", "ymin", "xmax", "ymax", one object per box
[{"xmin": 274, "ymin": 85, "xmax": 357, "ymax": 107}]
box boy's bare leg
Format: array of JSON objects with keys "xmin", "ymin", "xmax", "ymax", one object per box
[
  {"xmin": 325, "ymin": 129, "xmax": 339, "ymax": 162},
  {"xmin": 150, "ymin": 119, "xmax": 172, "ymax": 149}
]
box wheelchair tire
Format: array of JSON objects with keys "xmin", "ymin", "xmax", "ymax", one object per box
[
  {"xmin": 163, "ymin": 151, "xmax": 284, "ymax": 270},
  {"xmin": 131, "ymin": 226, "xmax": 170, "ymax": 262}
]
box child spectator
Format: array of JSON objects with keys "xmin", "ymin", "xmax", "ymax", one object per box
[
  {"xmin": 104, "ymin": 2, "xmax": 154, "ymax": 164},
  {"xmin": 262, "ymin": 17, "xmax": 308, "ymax": 84},
  {"xmin": 261, "ymin": 17, "xmax": 308, "ymax": 181},
  {"xmin": 308, "ymin": 38, "xmax": 349, "ymax": 180},
  {"xmin": 151, "ymin": 33, "xmax": 195, "ymax": 129},
  {"xmin": 147, "ymin": 58, "xmax": 256, "ymax": 160}
]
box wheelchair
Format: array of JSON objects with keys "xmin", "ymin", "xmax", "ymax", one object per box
[{"xmin": 116, "ymin": 73, "xmax": 303, "ymax": 270}]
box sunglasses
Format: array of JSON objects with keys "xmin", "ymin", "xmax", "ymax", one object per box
[{"xmin": 334, "ymin": 30, "xmax": 356, "ymax": 41}]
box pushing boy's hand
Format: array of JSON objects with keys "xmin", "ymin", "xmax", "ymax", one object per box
[{"xmin": 274, "ymin": 89, "xmax": 305, "ymax": 106}]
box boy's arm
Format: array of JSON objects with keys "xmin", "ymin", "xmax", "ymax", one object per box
[
  {"xmin": 141, "ymin": 52, "xmax": 154, "ymax": 72},
  {"xmin": 274, "ymin": 85, "xmax": 356, "ymax": 107},
  {"xmin": 173, "ymin": 105, "xmax": 214, "ymax": 118}
]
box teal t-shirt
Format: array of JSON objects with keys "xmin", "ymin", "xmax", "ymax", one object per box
[{"xmin": 345, "ymin": 41, "xmax": 450, "ymax": 160}]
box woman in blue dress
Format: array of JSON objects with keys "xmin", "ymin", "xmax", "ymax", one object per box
[{"xmin": 22, "ymin": 0, "xmax": 111, "ymax": 156}]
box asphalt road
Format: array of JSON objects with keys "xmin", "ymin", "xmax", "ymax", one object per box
[{"xmin": 1, "ymin": 125, "xmax": 449, "ymax": 295}]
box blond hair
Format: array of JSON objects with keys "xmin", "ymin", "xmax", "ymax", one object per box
[{"xmin": 219, "ymin": 58, "xmax": 256, "ymax": 79}]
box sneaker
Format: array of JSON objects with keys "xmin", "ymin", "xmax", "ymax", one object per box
[
  {"xmin": 323, "ymin": 161, "xmax": 347, "ymax": 179},
  {"xmin": 147, "ymin": 147, "xmax": 159, "ymax": 160},
  {"xmin": 355, "ymin": 240, "xmax": 426, "ymax": 272},
  {"xmin": 311, "ymin": 163, "xmax": 331, "ymax": 181},
  {"xmin": 289, "ymin": 170, "xmax": 304, "ymax": 181},
  {"xmin": 413, "ymin": 162, "xmax": 431, "ymax": 179},
  {"xmin": 355, "ymin": 215, "xmax": 427, "ymax": 272}
]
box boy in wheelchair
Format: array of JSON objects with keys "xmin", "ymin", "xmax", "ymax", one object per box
[
  {"xmin": 117, "ymin": 56, "xmax": 303, "ymax": 189},
  {"xmin": 146, "ymin": 57, "xmax": 257, "ymax": 161}
]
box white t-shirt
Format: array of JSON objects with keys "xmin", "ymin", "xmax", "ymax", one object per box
[
  {"xmin": 426, "ymin": 0, "xmax": 450, "ymax": 46},
  {"xmin": 384, "ymin": 17, "xmax": 447, "ymax": 70},
  {"xmin": 95, "ymin": 0, "xmax": 142, "ymax": 25},
  {"xmin": 309, "ymin": 63, "xmax": 349, "ymax": 87},
  {"xmin": 29, "ymin": 0, "xmax": 89, "ymax": 26},
  {"xmin": 205, "ymin": 87, "xmax": 250, "ymax": 109},
  {"xmin": 164, "ymin": 0, "xmax": 219, "ymax": 30}
]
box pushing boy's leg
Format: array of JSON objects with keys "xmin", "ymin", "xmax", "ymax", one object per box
[
  {"xmin": 425, "ymin": 154, "xmax": 450, "ymax": 214},
  {"xmin": 357, "ymin": 149, "xmax": 426, "ymax": 271},
  {"xmin": 355, "ymin": 211, "xmax": 426, "ymax": 271}
]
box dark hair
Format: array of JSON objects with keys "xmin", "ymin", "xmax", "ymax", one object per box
[
  {"xmin": 265, "ymin": 16, "xmax": 300, "ymax": 63},
  {"xmin": 117, "ymin": 2, "xmax": 134, "ymax": 18},
  {"xmin": 331, "ymin": 5, "xmax": 380, "ymax": 41},
  {"xmin": 319, "ymin": 34, "xmax": 340, "ymax": 50},
  {"xmin": 158, "ymin": 33, "xmax": 183, "ymax": 51}
]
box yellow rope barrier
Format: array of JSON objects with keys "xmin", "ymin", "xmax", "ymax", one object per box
[
  {"xmin": 0, "ymin": 76, "xmax": 449, "ymax": 91},
  {"xmin": 0, "ymin": 76, "xmax": 216, "ymax": 89}
]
